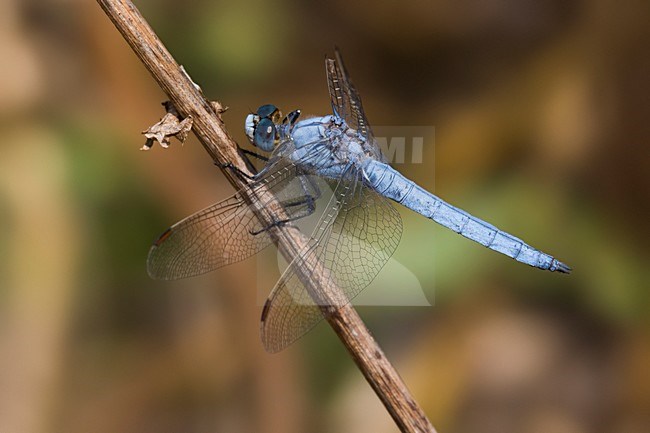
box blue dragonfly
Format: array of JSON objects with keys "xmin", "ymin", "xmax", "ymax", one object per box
[{"xmin": 148, "ymin": 49, "xmax": 570, "ymax": 352}]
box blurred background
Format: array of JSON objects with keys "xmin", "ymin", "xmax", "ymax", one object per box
[{"xmin": 1, "ymin": 0, "xmax": 648, "ymax": 432}]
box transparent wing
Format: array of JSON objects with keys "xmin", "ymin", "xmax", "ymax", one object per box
[
  {"xmin": 326, "ymin": 48, "xmax": 384, "ymax": 161},
  {"xmin": 147, "ymin": 139, "xmax": 333, "ymax": 280},
  {"xmin": 260, "ymin": 167, "xmax": 403, "ymax": 352}
]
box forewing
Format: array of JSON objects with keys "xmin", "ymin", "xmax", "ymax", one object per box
[
  {"xmin": 326, "ymin": 48, "xmax": 384, "ymax": 161},
  {"xmin": 260, "ymin": 169, "xmax": 403, "ymax": 352},
  {"xmin": 147, "ymin": 192, "xmax": 272, "ymax": 280},
  {"xmin": 147, "ymin": 140, "xmax": 332, "ymax": 280}
]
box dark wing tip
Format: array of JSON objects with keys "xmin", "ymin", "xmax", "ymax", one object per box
[
  {"xmin": 259, "ymin": 298, "xmax": 282, "ymax": 353},
  {"xmin": 260, "ymin": 297, "xmax": 273, "ymax": 322},
  {"xmin": 152, "ymin": 227, "xmax": 173, "ymax": 247},
  {"xmin": 147, "ymin": 228, "xmax": 177, "ymax": 280}
]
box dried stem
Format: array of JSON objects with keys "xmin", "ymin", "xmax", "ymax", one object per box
[{"xmin": 96, "ymin": 1, "xmax": 436, "ymax": 431}]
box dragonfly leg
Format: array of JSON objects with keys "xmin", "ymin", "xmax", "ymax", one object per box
[
  {"xmin": 248, "ymin": 197, "xmax": 317, "ymax": 235},
  {"xmin": 238, "ymin": 147, "xmax": 269, "ymax": 162},
  {"xmin": 216, "ymin": 146, "xmax": 270, "ymax": 181},
  {"xmin": 215, "ymin": 161, "xmax": 257, "ymax": 180},
  {"xmin": 249, "ymin": 175, "xmax": 321, "ymax": 236}
]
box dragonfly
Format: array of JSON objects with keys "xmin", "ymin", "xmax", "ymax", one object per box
[{"xmin": 147, "ymin": 49, "xmax": 570, "ymax": 352}]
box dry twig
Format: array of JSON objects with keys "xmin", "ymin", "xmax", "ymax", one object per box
[{"xmin": 96, "ymin": 1, "xmax": 436, "ymax": 431}]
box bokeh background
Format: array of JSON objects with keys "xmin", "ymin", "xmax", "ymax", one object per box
[{"xmin": 1, "ymin": 0, "xmax": 648, "ymax": 432}]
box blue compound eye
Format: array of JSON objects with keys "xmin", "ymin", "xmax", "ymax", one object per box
[
  {"xmin": 257, "ymin": 104, "xmax": 279, "ymax": 120},
  {"xmin": 253, "ymin": 118, "xmax": 278, "ymax": 152}
]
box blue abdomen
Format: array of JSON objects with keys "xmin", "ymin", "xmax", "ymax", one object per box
[{"xmin": 362, "ymin": 159, "xmax": 570, "ymax": 273}]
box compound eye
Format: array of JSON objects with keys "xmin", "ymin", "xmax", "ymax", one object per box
[
  {"xmin": 257, "ymin": 104, "xmax": 280, "ymax": 120},
  {"xmin": 253, "ymin": 118, "xmax": 277, "ymax": 152}
]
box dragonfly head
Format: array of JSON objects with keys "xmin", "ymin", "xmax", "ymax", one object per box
[{"xmin": 245, "ymin": 104, "xmax": 301, "ymax": 152}]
